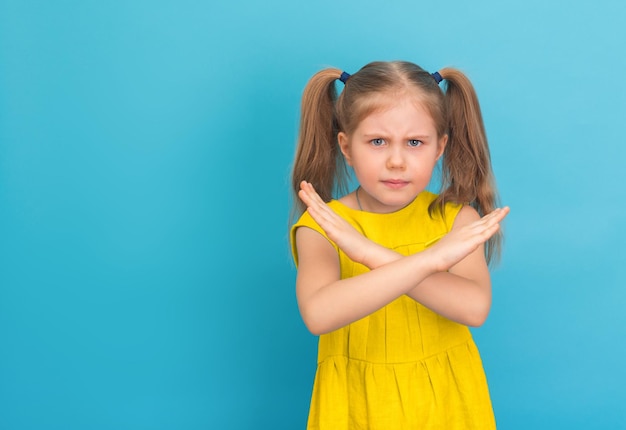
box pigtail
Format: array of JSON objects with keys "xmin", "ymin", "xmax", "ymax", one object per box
[
  {"xmin": 291, "ymin": 68, "xmax": 348, "ymax": 219},
  {"xmin": 432, "ymin": 67, "xmax": 502, "ymax": 264}
]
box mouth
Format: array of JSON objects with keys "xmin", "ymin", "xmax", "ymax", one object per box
[{"xmin": 381, "ymin": 179, "xmax": 409, "ymax": 189}]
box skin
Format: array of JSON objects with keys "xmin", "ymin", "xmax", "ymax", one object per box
[
  {"xmin": 294, "ymin": 92, "xmax": 510, "ymax": 335},
  {"xmin": 338, "ymin": 95, "xmax": 446, "ymax": 214}
]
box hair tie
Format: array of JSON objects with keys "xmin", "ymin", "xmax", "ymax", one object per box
[
  {"xmin": 431, "ymin": 71, "xmax": 443, "ymax": 84},
  {"xmin": 339, "ymin": 71, "xmax": 351, "ymax": 84}
]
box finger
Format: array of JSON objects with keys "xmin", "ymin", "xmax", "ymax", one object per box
[
  {"xmin": 480, "ymin": 208, "xmax": 509, "ymax": 231},
  {"xmin": 299, "ymin": 182, "xmax": 326, "ymax": 208},
  {"xmin": 299, "ymin": 182, "xmax": 324, "ymax": 208},
  {"xmin": 486, "ymin": 206, "xmax": 510, "ymax": 222},
  {"xmin": 299, "ymin": 188, "xmax": 340, "ymax": 227},
  {"xmin": 298, "ymin": 188, "xmax": 315, "ymax": 207},
  {"xmin": 477, "ymin": 223, "xmax": 501, "ymax": 244},
  {"xmin": 473, "ymin": 207, "xmax": 510, "ymax": 229},
  {"xmin": 304, "ymin": 182, "xmax": 328, "ymax": 207},
  {"xmin": 458, "ymin": 211, "xmax": 505, "ymax": 244},
  {"xmin": 302, "ymin": 182, "xmax": 342, "ymax": 221}
]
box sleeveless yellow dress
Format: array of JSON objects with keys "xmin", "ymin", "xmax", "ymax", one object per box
[{"xmin": 291, "ymin": 191, "xmax": 496, "ymax": 430}]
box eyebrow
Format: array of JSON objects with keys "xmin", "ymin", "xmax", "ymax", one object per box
[{"xmin": 362, "ymin": 133, "xmax": 433, "ymax": 140}]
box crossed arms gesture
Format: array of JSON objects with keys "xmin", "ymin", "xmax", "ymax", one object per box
[{"xmin": 294, "ymin": 181, "xmax": 510, "ymax": 335}]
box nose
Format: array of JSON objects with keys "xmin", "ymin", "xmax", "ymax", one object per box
[{"xmin": 386, "ymin": 146, "xmax": 406, "ymax": 170}]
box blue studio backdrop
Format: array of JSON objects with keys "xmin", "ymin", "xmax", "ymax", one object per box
[{"xmin": 1, "ymin": 0, "xmax": 625, "ymax": 429}]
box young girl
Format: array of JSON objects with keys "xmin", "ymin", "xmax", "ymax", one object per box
[{"xmin": 290, "ymin": 61, "xmax": 509, "ymax": 429}]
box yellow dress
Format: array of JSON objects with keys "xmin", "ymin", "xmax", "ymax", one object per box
[{"xmin": 291, "ymin": 191, "xmax": 496, "ymax": 430}]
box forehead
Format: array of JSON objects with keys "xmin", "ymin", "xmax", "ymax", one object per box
[{"xmin": 354, "ymin": 92, "xmax": 436, "ymax": 134}]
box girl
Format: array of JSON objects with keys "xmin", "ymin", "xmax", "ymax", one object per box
[{"xmin": 290, "ymin": 61, "xmax": 509, "ymax": 429}]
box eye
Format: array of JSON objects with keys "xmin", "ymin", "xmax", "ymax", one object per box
[
  {"xmin": 370, "ymin": 138, "xmax": 385, "ymax": 146},
  {"xmin": 408, "ymin": 139, "xmax": 423, "ymax": 147}
]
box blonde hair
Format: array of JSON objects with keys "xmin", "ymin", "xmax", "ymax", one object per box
[{"xmin": 291, "ymin": 61, "xmax": 502, "ymax": 263}]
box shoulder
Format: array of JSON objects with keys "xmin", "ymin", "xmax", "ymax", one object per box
[
  {"xmin": 450, "ymin": 205, "xmax": 480, "ymax": 230},
  {"xmin": 416, "ymin": 191, "xmax": 464, "ymax": 231},
  {"xmin": 291, "ymin": 200, "xmax": 348, "ymax": 236},
  {"xmin": 290, "ymin": 201, "xmax": 344, "ymax": 266}
]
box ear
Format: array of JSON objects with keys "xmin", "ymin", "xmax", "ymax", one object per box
[
  {"xmin": 436, "ymin": 134, "xmax": 448, "ymax": 160},
  {"xmin": 338, "ymin": 132, "xmax": 353, "ymax": 166}
]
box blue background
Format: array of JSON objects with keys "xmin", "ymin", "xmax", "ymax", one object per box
[{"xmin": 1, "ymin": 0, "xmax": 625, "ymax": 428}]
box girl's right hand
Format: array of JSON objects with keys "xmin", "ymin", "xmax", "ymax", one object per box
[
  {"xmin": 425, "ymin": 206, "xmax": 510, "ymax": 272},
  {"xmin": 298, "ymin": 181, "xmax": 374, "ymax": 265}
]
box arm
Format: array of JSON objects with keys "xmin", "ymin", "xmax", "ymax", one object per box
[
  {"xmin": 295, "ymin": 182, "xmax": 508, "ymax": 334},
  {"xmin": 405, "ymin": 207, "xmax": 494, "ymax": 327},
  {"xmin": 342, "ymin": 205, "xmax": 494, "ymax": 327}
]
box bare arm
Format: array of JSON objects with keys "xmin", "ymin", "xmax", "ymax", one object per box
[
  {"xmin": 405, "ymin": 208, "xmax": 494, "ymax": 327},
  {"xmin": 295, "ymin": 181, "xmax": 508, "ymax": 334},
  {"xmin": 336, "ymin": 205, "xmax": 495, "ymax": 327}
]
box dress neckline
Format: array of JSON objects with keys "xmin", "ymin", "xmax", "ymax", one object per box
[{"xmin": 333, "ymin": 191, "xmax": 429, "ymax": 217}]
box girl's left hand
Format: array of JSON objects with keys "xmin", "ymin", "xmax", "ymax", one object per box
[{"xmin": 298, "ymin": 181, "xmax": 373, "ymax": 265}]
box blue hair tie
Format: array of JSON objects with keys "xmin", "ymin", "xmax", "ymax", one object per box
[
  {"xmin": 339, "ymin": 71, "xmax": 351, "ymax": 84},
  {"xmin": 431, "ymin": 71, "xmax": 443, "ymax": 84}
]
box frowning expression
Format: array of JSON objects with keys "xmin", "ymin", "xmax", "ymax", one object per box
[{"xmin": 338, "ymin": 93, "xmax": 446, "ymax": 213}]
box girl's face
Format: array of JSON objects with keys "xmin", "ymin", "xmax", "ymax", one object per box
[{"xmin": 338, "ymin": 93, "xmax": 446, "ymax": 214}]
